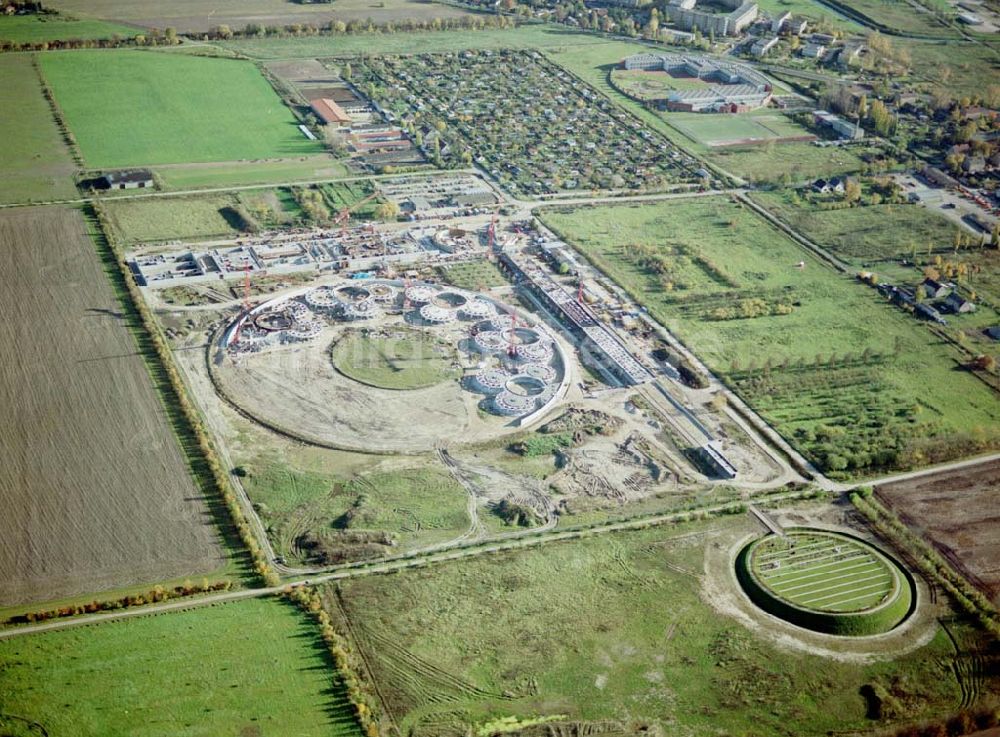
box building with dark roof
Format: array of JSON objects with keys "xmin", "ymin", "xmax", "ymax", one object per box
[{"xmin": 99, "ymin": 169, "xmax": 154, "ymax": 190}]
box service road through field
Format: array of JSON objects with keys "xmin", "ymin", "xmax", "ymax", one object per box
[{"xmin": 0, "ymin": 207, "xmax": 225, "ymax": 608}]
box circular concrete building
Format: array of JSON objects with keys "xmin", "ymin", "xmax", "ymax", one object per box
[
  {"xmin": 286, "ymin": 318, "xmax": 323, "ymax": 342},
  {"xmin": 420, "ymin": 303, "xmax": 456, "ymax": 324},
  {"xmin": 305, "ymin": 287, "xmax": 340, "ymax": 311},
  {"xmin": 405, "ymin": 285, "xmax": 436, "ymax": 305},
  {"xmin": 473, "ymin": 330, "xmax": 507, "ymax": 354},
  {"xmin": 460, "ymin": 299, "xmax": 495, "ymax": 320},
  {"xmin": 472, "ymin": 367, "xmax": 509, "ymax": 395}
]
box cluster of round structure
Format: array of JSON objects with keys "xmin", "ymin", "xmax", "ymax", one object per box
[
  {"xmin": 224, "ymin": 279, "xmax": 566, "ymax": 421},
  {"xmin": 470, "ymin": 366, "xmax": 558, "ymax": 416},
  {"xmin": 404, "ymin": 285, "xmax": 437, "ymax": 304},
  {"xmin": 286, "ymin": 318, "xmax": 323, "ymax": 341},
  {"xmin": 419, "ymin": 303, "xmax": 457, "ymax": 324}
]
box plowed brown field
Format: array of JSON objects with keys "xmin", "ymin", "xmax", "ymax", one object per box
[
  {"xmin": 877, "ymin": 461, "xmax": 1000, "ymax": 605},
  {"xmin": 0, "ymin": 207, "xmax": 224, "ymax": 608}
]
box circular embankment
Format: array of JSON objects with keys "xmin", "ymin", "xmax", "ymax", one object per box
[{"xmin": 736, "ymin": 529, "xmax": 915, "ymax": 636}]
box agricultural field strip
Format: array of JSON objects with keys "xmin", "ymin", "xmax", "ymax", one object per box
[
  {"xmin": 786, "ymin": 572, "xmax": 893, "ymax": 602},
  {"xmin": 799, "ymin": 581, "xmax": 895, "ymax": 609},
  {"xmin": 772, "ymin": 565, "xmax": 889, "ymax": 594}
]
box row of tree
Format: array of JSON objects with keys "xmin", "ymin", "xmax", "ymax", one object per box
[
  {"xmin": 90, "ymin": 201, "xmax": 280, "ymax": 588},
  {"xmin": 7, "ymin": 580, "xmax": 232, "ymax": 625},
  {"xmin": 852, "ymin": 488, "xmax": 1000, "ymax": 638},
  {"xmin": 285, "ymin": 586, "xmax": 381, "ymax": 737}
]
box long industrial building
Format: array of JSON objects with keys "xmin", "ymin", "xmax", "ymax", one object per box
[{"xmin": 498, "ymin": 252, "xmax": 655, "ymax": 386}]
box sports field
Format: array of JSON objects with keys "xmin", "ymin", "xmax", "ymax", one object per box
[
  {"xmin": 0, "ymin": 598, "xmax": 362, "ymax": 737},
  {"xmin": 0, "ymin": 55, "xmax": 77, "ymax": 204},
  {"xmin": 332, "ymin": 327, "xmax": 459, "ymax": 390},
  {"xmin": 40, "ymin": 50, "xmax": 323, "ymax": 168},
  {"xmin": 751, "ymin": 533, "xmax": 896, "ymax": 612},
  {"xmin": 668, "ymin": 111, "xmax": 814, "ymax": 147}
]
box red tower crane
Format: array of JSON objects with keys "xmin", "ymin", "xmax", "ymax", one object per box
[{"xmin": 334, "ymin": 192, "xmax": 380, "ymax": 236}]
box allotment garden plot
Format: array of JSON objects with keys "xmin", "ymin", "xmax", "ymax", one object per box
[{"xmin": 353, "ymin": 50, "xmax": 698, "ymax": 196}]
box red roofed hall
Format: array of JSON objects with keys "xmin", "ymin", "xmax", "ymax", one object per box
[{"xmin": 309, "ymin": 98, "xmax": 351, "ymax": 126}]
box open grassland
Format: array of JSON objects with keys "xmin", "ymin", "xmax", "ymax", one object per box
[
  {"xmin": 0, "ymin": 55, "xmax": 77, "ymax": 204},
  {"xmin": 332, "ymin": 328, "xmax": 460, "ymax": 390},
  {"xmin": 240, "ymin": 457, "xmax": 469, "ymax": 564},
  {"xmin": 898, "ymin": 39, "xmax": 1000, "ymax": 99},
  {"xmin": 101, "ymin": 195, "xmax": 240, "ymax": 243},
  {"xmin": 220, "ymin": 24, "xmax": 610, "ymax": 59},
  {"xmin": 540, "ymin": 199, "xmax": 1000, "ymax": 476},
  {"xmin": 438, "ymin": 260, "xmax": 508, "ymax": 290},
  {"xmin": 0, "ymin": 598, "xmax": 362, "ymax": 737},
  {"xmin": 755, "ymin": 0, "xmax": 864, "ymax": 27},
  {"xmin": 702, "ymin": 140, "xmax": 866, "ymax": 183},
  {"xmin": 154, "ymin": 156, "xmax": 350, "ymax": 191},
  {"xmin": 0, "ymin": 14, "xmax": 137, "ymax": 42},
  {"xmin": 0, "ymin": 207, "xmax": 224, "ymax": 608},
  {"xmin": 40, "ymin": 50, "xmax": 322, "ymax": 168},
  {"xmin": 330, "ymin": 515, "xmax": 961, "ymax": 736},
  {"xmin": 839, "ymin": 0, "xmax": 959, "ymax": 36},
  {"xmin": 45, "ymin": 0, "xmax": 475, "ymax": 33},
  {"xmin": 750, "ymin": 190, "xmax": 962, "ymax": 262}
]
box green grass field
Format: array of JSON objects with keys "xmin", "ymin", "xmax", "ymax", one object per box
[
  {"xmin": 668, "ymin": 111, "xmax": 814, "ymax": 147},
  {"xmin": 101, "ymin": 194, "xmax": 239, "ymax": 243},
  {"xmin": 752, "ymin": 533, "xmax": 896, "ymax": 612},
  {"xmin": 219, "ymin": 24, "xmax": 608, "ymax": 59},
  {"xmin": 750, "ymin": 190, "xmax": 963, "ymax": 262},
  {"xmin": 842, "ymin": 0, "xmax": 958, "ymax": 36},
  {"xmin": 0, "ymin": 55, "xmax": 78, "ymax": 204},
  {"xmin": 241, "ymin": 458, "xmax": 469, "ymax": 562},
  {"xmin": 0, "ymin": 598, "xmax": 362, "ymax": 737},
  {"xmin": 154, "ymin": 156, "xmax": 349, "ymax": 191},
  {"xmin": 539, "ymin": 199, "xmax": 1000, "ymax": 475},
  {"xmin": 330, "ymin": 515, "xmax": 960, "ymax": 735},
  {"xmin": 438, "ymin": 260, "xmax": 508, "ymax": 290},
  {"xmin": 41, "ymin": 50, "xmax": 323, "ymax": 167},
  {"xmin": 0, "ymin": 14, "xmax": 137, "ymax": 43},
  {"xmin": 332, "ymin": 327, "xmax": 460, "ymax": 390}
]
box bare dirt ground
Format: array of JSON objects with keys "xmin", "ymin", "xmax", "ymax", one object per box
[
  {"xmin": 46, "ymin": 0, "xmax": 475, "ymax": 33},
  {"xmin": 212, "ymin": 327, "xmax": 522, "ymax": 454},
  {"xmin": 0, "ymin": 208, "xmax": 225, "ymax": 608},
  {"xmin": 877, "ymin": 461, "xmax": 1000, "ymax": 605}
]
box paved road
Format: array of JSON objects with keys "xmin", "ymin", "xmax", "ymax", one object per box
[{"xmin": 864, "ymin": 452, "xmax": 1000, "ymax": 488}]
